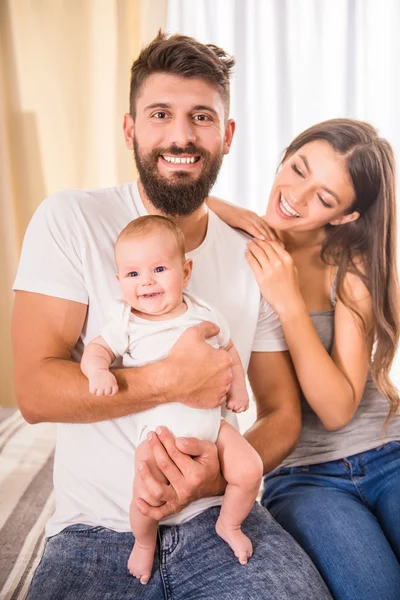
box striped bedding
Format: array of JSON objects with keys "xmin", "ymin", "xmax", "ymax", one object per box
[{"xmin": 0, "ymin": 409, "xmax": 56, "ymax": 600}]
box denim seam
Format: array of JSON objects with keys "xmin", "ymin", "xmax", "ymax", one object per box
[
  {"xmin": 351, "ymin": 474, "xmax": 369, "ymax": 506},
  {"xmin": 159, "ymin": 528, "xmax": 180, "ymax": 600},
  {"xmin": 61, "ymin": 526, "xmax": 105, "ymax": 535}
]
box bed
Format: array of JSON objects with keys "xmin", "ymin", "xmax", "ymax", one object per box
[{"xmin": 0, "ymin": 408, "xmax": 56, "ymax": 600}]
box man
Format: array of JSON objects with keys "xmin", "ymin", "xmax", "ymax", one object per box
[{"xmin": 12, "ymin": 32, "xmax": 331, "ymax": 599}]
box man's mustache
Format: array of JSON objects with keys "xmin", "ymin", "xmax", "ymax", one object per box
[{"xmin": 154, "ymin": 144, "xmax": 208, "ymax": 157}]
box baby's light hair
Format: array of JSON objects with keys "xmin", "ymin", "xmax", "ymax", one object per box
[{"xmin": 115, "ymin": 215, "xmax": 186, "ymax": 261}]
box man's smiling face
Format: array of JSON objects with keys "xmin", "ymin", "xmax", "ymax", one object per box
[{"xmin": 123, "ymin": 73, "xmax": 235, "ymax": 216}]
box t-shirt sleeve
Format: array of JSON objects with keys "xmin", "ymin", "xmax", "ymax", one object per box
[
  {"xmin": 210, "ymin": 307, "xmax": 231, "ymax": 349},
  {"xmin": 13, "ymin": 192, "xmax": 88, "ymax": 304},
  {"xmin": 99, "ymin": 300, "xmax": 131, "ymax": 358},
  {"xmin": 252, "ymin": 296, "xmax": 288, "ymax": 352}
]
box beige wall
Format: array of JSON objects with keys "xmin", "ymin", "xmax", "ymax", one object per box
[{"xmin": 0, "ymin": 0, "xmax": 167, "ymax": 406}]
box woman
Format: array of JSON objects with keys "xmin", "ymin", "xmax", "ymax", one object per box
[{"xmin": 208, "ymin": 118, "xmax": 400, "ymax": 600}]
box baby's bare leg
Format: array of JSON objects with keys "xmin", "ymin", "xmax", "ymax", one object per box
[
  {"xmin": 215, "ymin": 420, "xmax": 263, "ymax": 565},
  {"xmin": 128, "ymin": 439, "xmax": 168, "ymax": 584}
]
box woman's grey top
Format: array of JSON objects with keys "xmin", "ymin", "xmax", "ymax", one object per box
[{"xmin": 281, "ymin": 303, "xmax": 400, "ymax": 468}]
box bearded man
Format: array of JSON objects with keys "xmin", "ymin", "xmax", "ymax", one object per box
[{"xmin": 12, "ymin": 32, "xmax": 332, "ymax": 600}]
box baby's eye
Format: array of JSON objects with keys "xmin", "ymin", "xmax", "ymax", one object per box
[
  {"xmin": 127, "ymin": 271, "xmax": 138, "ymax": 277},
  {"xmin": 154, "ymin": 266, "xmax": 166, "ymax": 273}
]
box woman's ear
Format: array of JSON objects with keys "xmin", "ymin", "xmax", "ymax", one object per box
[{"xmin": 329, "ymin": 210, "xmax": 360, "ymax": 227}]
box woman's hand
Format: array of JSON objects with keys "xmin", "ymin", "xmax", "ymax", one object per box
[
  {"xmin": 135, "ymin": 427, "xmax": 226, "ymax": 520},
  {"xmin": 245, "ymin": 239, "xmax": 305, "ymax": 318},
  {"xmin": 207, "ymin": 196, "xmax": 277, "ymax": 241}
]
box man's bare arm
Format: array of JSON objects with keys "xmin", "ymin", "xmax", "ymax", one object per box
[
  {"xmin": 245, "ymin": 350, "xmax": 302, "ymax": 474},
  {"xmin": 12, "ymin": 292, "xmax": 233, "ymax": 424}
]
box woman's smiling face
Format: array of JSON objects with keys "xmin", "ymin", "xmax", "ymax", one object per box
[{"xmin": 265, "ymin": 140, "xmax": 359, "ymax": 233}]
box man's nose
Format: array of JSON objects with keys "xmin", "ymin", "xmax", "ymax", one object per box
[{"xmin": 168, "ymin": 117, "xmax": 196, "ymax": 147}]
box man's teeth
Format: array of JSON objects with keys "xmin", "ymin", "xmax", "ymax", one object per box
[
  {"xmin": 280, "ymin": 194, "xmax": 300, "ymax": 218},
  {"xmin": 163, "ymin": 156, "xmax": 198, "ymax": 164}
]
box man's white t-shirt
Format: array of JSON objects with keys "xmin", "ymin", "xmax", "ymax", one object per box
[{"xmin": 13, "ymin": 181, "xmax": 288, "ymax": 536}]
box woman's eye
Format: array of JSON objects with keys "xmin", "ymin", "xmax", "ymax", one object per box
[
  {"xmin": 318, "ymin": 195, "xmax": 332, "ymax": 209},
  {"xmin": 154, "ymin": 266, "xmax": 166, "ymax": 273},
  {"xmin": 128, "ymin": 271, "xmax": 138, "ymax": 277},
  {"xmin": 291, "ymin": 163, "xmax": 303, "ymax": 177}
]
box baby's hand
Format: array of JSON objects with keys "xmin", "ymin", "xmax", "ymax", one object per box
[
  {"xmin": 226, "ymin": 390, "xmax": 250, "ymax": 414},
  {"xmin": 88, "ymin": 370, "xmax": 119, "ymax": 396}
]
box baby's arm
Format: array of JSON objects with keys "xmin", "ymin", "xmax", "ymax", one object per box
[
  {"xmin": 225, "ymin": 339, "xmax": 250, "ymax": 413},
  {"xmin": 81, "ymin": 336, "xmax": 119, "ymax": 396}
]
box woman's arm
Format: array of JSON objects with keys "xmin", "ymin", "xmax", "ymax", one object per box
[
  {"xmin": 246, "ymin": 239, "xmax": 373, "ymax": 431},
  {"xmin": 207, "ymin": 196, "xmax": 277, "ymax": 241}
]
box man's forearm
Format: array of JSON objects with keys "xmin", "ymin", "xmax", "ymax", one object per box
[
  {"xmin": 244, "ymin": 410, "xmax": 301, "ymax": 475},
  {"xmin": 18, "ymin": 358, "xmax": 170, "ymax": 424}
]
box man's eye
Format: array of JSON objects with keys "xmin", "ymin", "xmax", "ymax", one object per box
[
  {"xmin": 127, "ymin": 271, "xmax": 138, "ymax": 277},
  {"xmin": 154, "ymin": 266, "xmax": 166, "ymax": 273},
  {"xmin": 194, "ymin": 114, "xmax": 210, "ymax": 122},
  {"xmin": 153, "ymin": 112, "xmax": 167, "ymax": 119}
]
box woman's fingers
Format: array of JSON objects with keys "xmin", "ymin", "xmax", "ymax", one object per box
[
  {"xmin": 247, "ymin": 217, "xmax": 278, "ymax": 242},
  {"xmin": 247, "ymin": 239, "xmax": 282, "ymax": 270},
  {"xmin": 245, "ymin": 247, "xmax": 264, "ymax": 279},
  {"xmin": 258, "ymin": 218, "xmax": 281, "ymax": 242},
  {"xmin": 252, "ymin": 238, "xmax": 293, "ymax": 265}
]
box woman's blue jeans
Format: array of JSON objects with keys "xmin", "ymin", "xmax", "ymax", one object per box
[{"xmin": 262, "ymin": 440, "xmax": 400, "ymax": 600}]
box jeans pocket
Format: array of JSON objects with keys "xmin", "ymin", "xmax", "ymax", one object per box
[{"xmin": 59, "ymin": 524, "xmax": 106, "ymax": 536}]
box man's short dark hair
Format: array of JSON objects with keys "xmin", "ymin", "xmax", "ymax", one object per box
[{"xmin": 129, "ymin": 31, "xmax": 235, "ymax": 119}]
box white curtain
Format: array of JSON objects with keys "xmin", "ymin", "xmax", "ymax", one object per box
[
  {"xmin": 167, "ymin": 0, "xmax": 400, "ymax": 393},
  {"xmin": 167, "ymin": 0, "xmax": 400, "ymax": 212}
]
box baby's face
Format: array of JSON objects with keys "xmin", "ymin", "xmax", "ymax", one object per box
[{"xmin": 115, "ymin": 230, "xmax": 191, "ymax": 318}]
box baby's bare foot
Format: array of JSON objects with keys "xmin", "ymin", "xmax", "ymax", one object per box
[
  {"xmin": 216, "ymin": 518, "xmax": 253, "ymax": 565},
  {"xmin": 127, "ymin": 542, "xmax": 155, "ymax": 584}
]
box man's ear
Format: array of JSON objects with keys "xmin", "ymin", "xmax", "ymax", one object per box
[
  {"xmin": 123, "ymin": 113, "xmax": 134, "ymax": 150},
  {"xmin": 330, "ymin": 210, "xmax": 360, "ymax": 227},
  {"xmin": 223, "ymin": 119, "xmax": 236, "ymax": 155},
  {"xmin": 183, "ymin": 259, "xmax": 193, "ymax": 287}
]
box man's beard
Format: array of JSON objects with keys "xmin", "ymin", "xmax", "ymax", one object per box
[{"xmin": 134, "ymin": 140, "xmax": 224, "ymax": 217}]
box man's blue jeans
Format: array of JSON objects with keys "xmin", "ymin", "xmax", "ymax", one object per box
[
  {"xmin": 27, "ymin": 503, "xmax": 331, "ymax": 599},
  {"xmin": 262, "ymin": 441, "xmax": 400, "ymax": 600}
]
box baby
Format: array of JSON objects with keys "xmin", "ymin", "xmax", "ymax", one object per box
[{"xmin": 81, "ymin": 215, "xmax": 263, "ymax": 585}]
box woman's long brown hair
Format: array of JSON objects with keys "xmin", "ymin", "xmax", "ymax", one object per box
[{"xmin": 282, "ymin": 119, "xmax": 400, "ymax": 420}]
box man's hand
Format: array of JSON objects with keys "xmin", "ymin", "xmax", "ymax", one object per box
[
  {"xmin": 165, "ymin": 322, "xmax": 233, "ymax": 409},
  {"xmin": 135, "ymin": 427, "xmax": 226, "ymax": 521}
]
